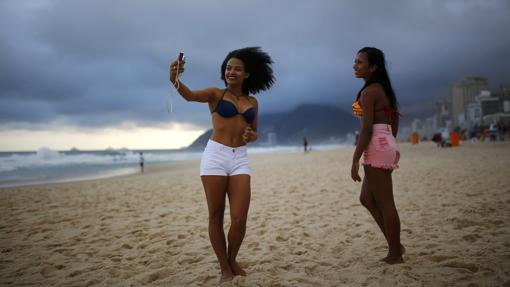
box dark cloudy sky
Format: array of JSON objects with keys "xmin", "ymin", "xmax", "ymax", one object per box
[{"xmin": 1, "ymin": 0, "xmax": 509, "ymax": 150}]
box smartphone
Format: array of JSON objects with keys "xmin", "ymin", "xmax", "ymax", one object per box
[{"xmin": 178, "ymin": 52, "xmax": 184, "ymax": 61}]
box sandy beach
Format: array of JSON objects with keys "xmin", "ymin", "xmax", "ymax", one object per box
[{"xmin": 1, "ymin": 142, "xmax": 509, "ymax": 286}]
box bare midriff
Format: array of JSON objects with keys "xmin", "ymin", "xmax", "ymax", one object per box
[{"xmin": 210, "ymin": 113, "xmax": 250, "ymax": 147}]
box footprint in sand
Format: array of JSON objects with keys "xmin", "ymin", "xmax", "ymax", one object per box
[
  {"xmin": 292, "ymin": 249, "xmax": 307, "ymax": 255},
  {"xmin": 452, "ymin": 218, "xmax": 479, "ymax": 230},
  {"xmin": 68, "ymin": 269, "xmax": 84, "ymax": 278},
  {"xmin": 177, "ymin": 256, "xmax": 205, "ymax": 265},
  {"xmin": 427, "ymin": 255, "xmax": 455, "ymax": 263},
  {"xmin": 462, "ymin": 234, "xmax": 481, "ymax": 243},
  {"xmin": 424, "ymin": 243, "xmax": 438, "ymax": 249},
  {"xmin": 304, "ymin": 264, "xmax": 318, "ymax": 275},
  {"xmin": 121, "ymin": 243, "xmax": 133, "ymax": 249},
  {"xmin": 442, "ymin": 261, "xmax": 479, "ymax": 273},
  {"xmin": 142, "ymin": 268, "xmax": 174, "ymax": 284},
  {"xmin": 40, "ymin": 265, "xmax": 59, "ymax": 278},
  {"xmin": 248, "ymin": 242, "xmax": 259, "ymax": 248},
  {"xmin": 276, "ymin": 235, "xmax": 289, "ymax": 242},
  {"xmin": 279, "ymin": 263, "xmax": 292, "ymax": 271},
  {"xmin": 490, "ymin": 219, "xmax": 505, "ymax": 226},
  {"xmin": 110, "ymin": 256, "xmax": 122, "ymax": 263}
]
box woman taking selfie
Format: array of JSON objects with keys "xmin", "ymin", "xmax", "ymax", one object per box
[{"xmin": 169, "ymin": 47, "xmax": 275, "ymax": 281}]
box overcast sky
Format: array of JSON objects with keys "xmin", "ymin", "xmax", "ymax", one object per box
[{"xmin": 1, "ymin": 0, "xmax": 509, "ymax": 150}]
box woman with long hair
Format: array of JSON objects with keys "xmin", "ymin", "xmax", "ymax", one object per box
[
  {"xmin": 350, "ymin": 47, "xmax": 404, "ymax": 264},
  {"xmin": 169, "ymin": 47, "xmax": 275, "ymax": 281}
]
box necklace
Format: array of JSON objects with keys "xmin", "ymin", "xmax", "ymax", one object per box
[{"xmin": 227, "ymin": 89, "xmax": 243, "ymax": 101}]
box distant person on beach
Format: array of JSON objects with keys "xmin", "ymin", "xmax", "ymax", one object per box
[
  {"xmin": 303, "ymin": 137, "xmax": 309, "ymax": 153},
  {"xmin": 169, "ymin": 47, "xmax": 275, "ymax": 282},
  {"xmin": 350, "ymin": 47, "xmax": 404, "ymax": 264},
  {"xmin": 432, "ymin": 132, "xmax": 442, "ymax": 147},
  {"xmin": 139, "ymin": 152, "xmax": 144, "ymax": 174}
]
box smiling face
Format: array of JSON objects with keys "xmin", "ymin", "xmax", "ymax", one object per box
[
  {"xmin": 353, "ymin": 52, "xmax": 376, "ymax": 80},
  {"xmin": 224, "ymin": 57, "xmax": 249, "ymax": 87}
]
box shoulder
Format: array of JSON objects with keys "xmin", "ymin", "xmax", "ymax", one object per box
[
  {"xmin": 248, "ymin": 96, "xmax": 259, "ymax": 107},
  {"xmin": 206, "ymin": 87, "xmax": 225, "ymax": 100},
  {"xmin": 207, "ymin": 87, "xmax": 224, "ymax": 95},
  {"xmin": 361, "ymin": 83, "xmax": 384, "ymax": 102},
  {"xmin": 362, "ymin": 83, "xmax": 384, "ymax": 96}
]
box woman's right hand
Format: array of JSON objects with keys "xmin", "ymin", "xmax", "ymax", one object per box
[
  {"xmin": 351, "ymin": 160, "xmax": 362, "ymax": 182},
  {"xmin": 169, "ymin": 59, "xmax": 185, "ymax": 84}
]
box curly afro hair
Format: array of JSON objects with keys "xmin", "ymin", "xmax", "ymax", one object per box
[{"xmin": 221, "ymin": 47, "xmax": 275, "ymax": 95}]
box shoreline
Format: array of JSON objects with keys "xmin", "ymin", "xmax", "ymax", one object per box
[
  {"xmin": 0, "ymin": 143, "xmax": 348, "ymax": 190},
  {"xmin": 0, "ymin": 167, "xmax": 139, "ymax": 190}
]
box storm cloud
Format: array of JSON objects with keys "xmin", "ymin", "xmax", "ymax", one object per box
[{"xmin": 1, "ymin": 0, "xmax": 509, "ymax": 130}]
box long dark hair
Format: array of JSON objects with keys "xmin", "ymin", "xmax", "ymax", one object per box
[
  {"xmin": 356, "ymin": 47, "xmax": 398, "ymax": 109},
  {"xmin": 221, "ymin": 47, "xmax": 275, "ymax": 95}
]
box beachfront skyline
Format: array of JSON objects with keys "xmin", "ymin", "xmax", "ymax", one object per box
[{"xmin": 1, "ymin": 0, "xmax": 510, "ymax": 151}]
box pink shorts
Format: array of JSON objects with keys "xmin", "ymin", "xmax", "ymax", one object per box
[{"xmin": 363, "ymin": 124, "xmax": 400, "ymax": 170}]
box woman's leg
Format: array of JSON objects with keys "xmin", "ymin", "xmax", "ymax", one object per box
[
  {"xmin": 360, "ymin": 175, "xmax": 405, "ymax": 259},
  {"xmin": 363, "ymin": 166, "xmax": 403, "ymax": 264},
  {"xmin": 226, "ymin": 174, "xmax": 251, "ymax": 276},
  {"xmin": 201, "ymin": 176, "xmax": 233, "ymax": 281},
  {"xmin": 359, "ymin": 176, "xmax": 386, "ymax": 239}
]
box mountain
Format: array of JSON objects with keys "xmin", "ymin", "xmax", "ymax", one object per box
[
  {"xmin": 187, "ymin": 129, "xmax": 214, "ymax": 150},
  {"xmin": 186, "ymin": 104, "xmax": 359, "ymax": 150}
]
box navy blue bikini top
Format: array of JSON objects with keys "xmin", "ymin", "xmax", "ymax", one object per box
[{"xmin": 212, "ymin": 90, "xmax": 255, "ymax": 124}]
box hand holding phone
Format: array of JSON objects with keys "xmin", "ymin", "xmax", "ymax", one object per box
[{"xmin": 170, "ymin": 52, "xmax": 185, "ymax": 82}]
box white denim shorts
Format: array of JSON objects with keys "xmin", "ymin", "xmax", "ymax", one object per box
[{"xmin": 200, "ymin": 139, "xmax": 251, "ymax": 176}]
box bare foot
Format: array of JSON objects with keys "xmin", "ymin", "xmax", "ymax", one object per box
[
  {"xmin": 219, "ymin": 271, "xmax": 234, "ymax": 284},
  {"xmin": 383, "ymin": 255, "xmax": 404, "ymax": 264},
  {"xmin": 229, "ymin": 260, "xmax": 247, "ymax": 276},
  {"xmin": 380, "ymin": 244, "xmax": 406, "ymax": 261}
]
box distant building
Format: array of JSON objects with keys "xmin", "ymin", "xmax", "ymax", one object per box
[
  {"xmin": 450, "ymin": 77, "xmax": 488, "ymax": 128},
  {"xmin": 423, "ymin": 116, "xmax": 437, "ymax": 140},
  {"xmin": 436, "ymin": 98, "xmax": 452, "ymax": 129},
  {"xmin": 405, "ymin": 79, "xmax": 510, "ymax": 142},
  {"xmin": 481, "ymin": 85, "xmax": 510, "ymax": 125},
  {"xmin": 480, "ymin": 96, "xmax": 501, "ymax": 116},
  {"xmin": 466, "ymin": 102, "xmax": 482, "ymax": 126},
  {"xmin": 493, "ymin": 84, "xmax": 510, "ymax": 113},
  {"xmin": 411, "ymin": 118, "xmax": 421, "ymax": 133}
]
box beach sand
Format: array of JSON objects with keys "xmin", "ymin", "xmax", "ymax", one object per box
[{"xmin": 1, "ymin": 142, "xmax": 509, "ymax": 286}]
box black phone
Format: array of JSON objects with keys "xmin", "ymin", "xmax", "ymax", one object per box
[{"xmin": 178, "ymin": 52, "xmax": 184, "ymax": 61}]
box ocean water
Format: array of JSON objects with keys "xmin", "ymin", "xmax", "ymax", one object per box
[
  {"xmin": 0, "ymin": 144, "xmax": 348, "ymax": 188},
  {"xmin": 0, "ymin": 148, "xmax": 201, "ymax": 188}
]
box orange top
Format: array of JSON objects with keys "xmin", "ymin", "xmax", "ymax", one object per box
[{"xmin": 352, "ymin": 100, "xmax": 363, "ymax": 117}]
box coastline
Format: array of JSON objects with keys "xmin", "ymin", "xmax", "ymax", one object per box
[{"xmin": 0, "ymin": 144, "xmax": 346, "ymax": 189}]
